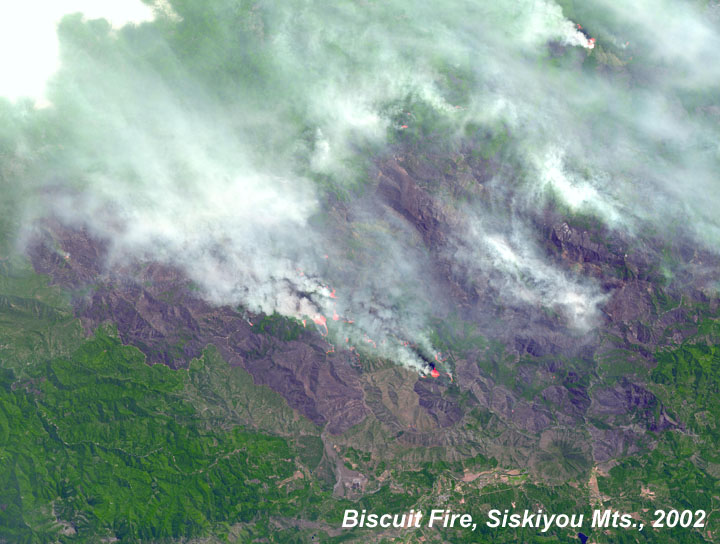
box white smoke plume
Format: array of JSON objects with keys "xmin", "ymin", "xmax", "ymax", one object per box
[{"xmin": 2, "ymin": 0, "xmax": 720, "ymax": 371}]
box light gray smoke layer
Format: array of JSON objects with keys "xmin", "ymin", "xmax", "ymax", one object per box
[{"xmin": 2, "ymin": 0, "xmax": 719, "ymax": 370}]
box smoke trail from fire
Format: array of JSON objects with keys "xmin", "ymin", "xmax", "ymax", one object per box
[{"xmin": 2, "ymin": 0, "xmax": 719, "ymax": 370}]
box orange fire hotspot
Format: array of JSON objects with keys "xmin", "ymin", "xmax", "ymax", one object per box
[{"xmin": 313, "ymin": 315, "xmax": 328, "ymax": 336}]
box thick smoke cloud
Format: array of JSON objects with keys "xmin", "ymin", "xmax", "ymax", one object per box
[{"xmin": 2, "ymin": 0, "xmax": 719, "ymax": 371}]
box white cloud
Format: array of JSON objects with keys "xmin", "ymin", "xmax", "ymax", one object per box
[{"xmin": 0, "ymin": 1, "xmax": 155, "ymax": 103}]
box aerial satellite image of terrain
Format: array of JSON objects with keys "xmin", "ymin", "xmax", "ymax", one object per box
[{"xmin": 1, "ymin": 1, "xmax": 720, "ymax": 542}]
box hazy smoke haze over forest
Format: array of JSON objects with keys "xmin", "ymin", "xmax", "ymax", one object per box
[{"xmin": 2, "ymin": 0, "xmax": 720, "ymax": 371}]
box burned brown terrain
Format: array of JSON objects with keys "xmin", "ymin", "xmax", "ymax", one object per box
[
  {"xmin": 26, "ymin": 152, "xmax": 720, "ymax": 473},
  {"xmin": 372, "ymin": 153, "xmax": 719, "ymax": 461},
  {"xmin": 30, "ymin": 221, "xmax": 366, "ymax": 434}
]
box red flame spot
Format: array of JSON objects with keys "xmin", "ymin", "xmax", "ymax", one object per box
[
  {"xmin": 363, "ymin": 335, "xmax": 377, "ymax": 348},
  {"xmin": 313, "ymin": 315, "xmax": 328, "ymax": 336},
  {"xmin": 329, "ymin": 289, "xmax": 336, "ymax": 299},
  {"xmin": 400, "ymin": 125, "xmax": 408, "ymax": 129},
  {"xmin": 430, "ymin": 368, "xmax": 440, "ymax": 378},
  {"xmin": 332, "ymin": 310, "xmax": 340, "ymax": 321},
  {"xmin": 302, "ymin": 319, "xmax": 306, "ymax": 327},
  {"xmin": 577, "ymin": 24, "xmax": 582, "ymax": 29}
]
